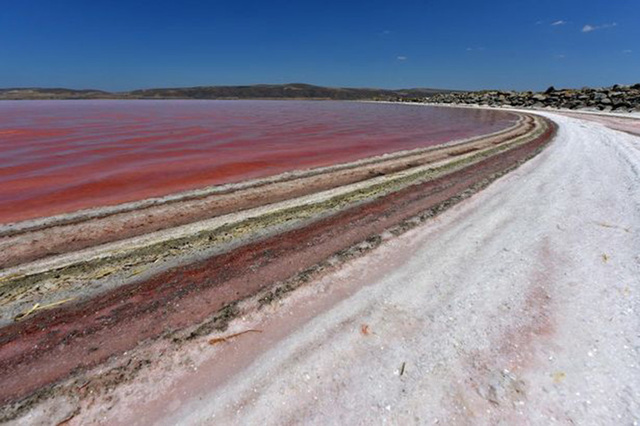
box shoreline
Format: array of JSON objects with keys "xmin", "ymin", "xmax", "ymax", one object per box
[
  {"xmin": 103, "ymin": 108, "xmax": 640, "ymax": 425},
  {"xmin": 0, "ymin": 106, "xmax": 554, "ymax": 421},
  {"xmin": 4, "ymin": 103, "xmax": 639, "ymax": 424}
]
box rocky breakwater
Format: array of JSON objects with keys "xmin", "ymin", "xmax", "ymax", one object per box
[{"xmin": 423, "ymin": 84, "xmax": 640, "ymax": 112}]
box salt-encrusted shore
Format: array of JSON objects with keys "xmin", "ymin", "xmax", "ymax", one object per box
[
  {"xmin": 0, "ymin": 108, "xmax": 555, "ymax": 422},
  {"xmin": 147, "ymin": 110, "xmax": 639, "ymax": 426},
  {"xmin": 41, "ymin": 109, "xmax": 638, "ymax": 426}
]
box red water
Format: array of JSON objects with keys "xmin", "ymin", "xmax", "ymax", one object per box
[{"xmin": 0, "ymin": 100, "xmax": 516, "ymax": 224}]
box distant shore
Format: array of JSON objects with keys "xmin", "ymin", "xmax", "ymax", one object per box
[
  {"xmin": 3, "ymin": 83, "xmax": 640, "ymax": 114},
  {"xmin": 0, "ymin": 83, "xmax": 455, "ymax": 101}
]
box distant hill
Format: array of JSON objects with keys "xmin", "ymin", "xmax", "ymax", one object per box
[
  {"xmin": 0, "ymin": 88, "xmax": 113, "ymax": 100},
  {"xmin": 0, "ymin": 83, "xmax": 456, "ymax": 101}
]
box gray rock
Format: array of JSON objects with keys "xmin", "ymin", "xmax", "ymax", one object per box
[{"xmin": 423, "ymin": 84, "xmax": 639, "ymax": 112}]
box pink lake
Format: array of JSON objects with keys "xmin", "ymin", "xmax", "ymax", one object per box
[{"xmin": 0, "ymin": 100, "xmax": 517, "ymax": 224}]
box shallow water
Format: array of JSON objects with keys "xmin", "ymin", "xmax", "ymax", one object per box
[{"xmin": 0, "ymin": 100, "xmax": 516, "ymax": 223}]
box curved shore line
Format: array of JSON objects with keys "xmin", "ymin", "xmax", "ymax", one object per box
[
  {"xmin": 0, "ymin": 111, "xmax": 522, "ymax": 238},
  {"xmin": 0, "ymin": 114, "xmax": 529, "ymax": 268},
  {"xmin": 0, "ymin": 110, "xmax": 554, "ymax": 419},
  {"xmin": 0, "ymin": 114, "xmax": 546, "ymax": 322}
]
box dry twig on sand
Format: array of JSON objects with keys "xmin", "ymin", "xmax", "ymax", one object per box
[
  {"xmin": 208, "ymin": 329, "xmax": 263, "ymax": 345},
  {"xmin": 595, "ymin": 221, "xmax": 631, "ymax": 233},
  {"xmin": 14, "ymin": 297, "xmax": 76, "ymax": 321}
]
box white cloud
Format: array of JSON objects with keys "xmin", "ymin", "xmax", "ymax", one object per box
[
  {"xmin": 622, "ymin": 49, "xmax": 632, "ymax": 54},
  {"xmin": 582, "ymin": 22, "xmax": 617, "ymax": 33},
  {"xmin": 551, "ymin": 20, "xmax": 567, "ymax": 26},
  {"xmin": 466, "ymin": 47, "xmax": 485, "ymax": 52},
  {"xmin": 396, "ymin": 56, "xmax": 407, "ymax": 61},
  {"xmin": 555, "ymin": 54, "xmax": 566, "ymax": 59}
]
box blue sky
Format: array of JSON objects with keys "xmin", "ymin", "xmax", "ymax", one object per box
[{"xmin": 0, "ymin": 0, "xmax": 637, "ymax": 91}]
